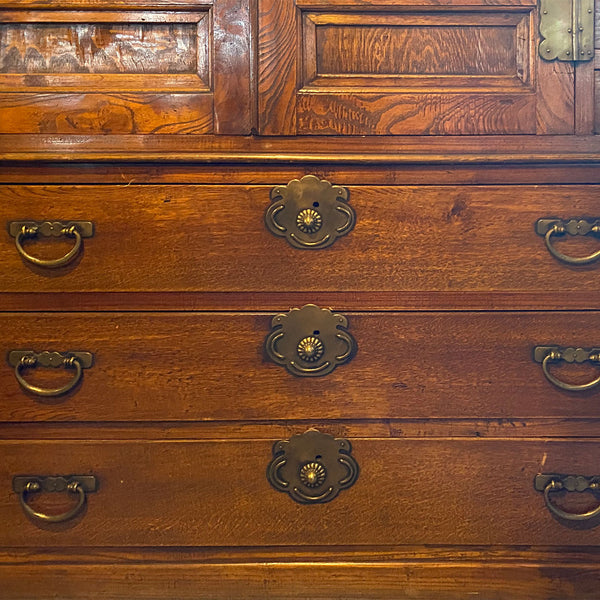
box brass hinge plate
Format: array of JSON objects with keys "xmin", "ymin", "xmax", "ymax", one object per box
[{"xmin": 539, "ymin": 0, "xmax": 595, "ymax": 62}]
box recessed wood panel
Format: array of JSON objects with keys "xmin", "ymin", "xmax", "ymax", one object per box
[
  {"xmin": 316, "ymin": 25, "xmax": 516, "ymax": 75},
  {"xmin": 259, "ymin": 0, "xmax": 575, "ymax": 135},
  {"xmin": 0, "ymin": 2, "xmax": 253, "ymax": 134},
  {"xmin": 304, "ymin": 12, "xmax": 529, "ymax": 90},
  {"xmin": 0, "ymin": 22, "xmax": 198, "ymax": 74}
]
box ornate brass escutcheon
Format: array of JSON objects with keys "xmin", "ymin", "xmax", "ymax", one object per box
[
  {"xmin": 8, "ymin": 350, "xmax": 94, "ymax": 397},
  {"xmin": 535, "ymin": 218, "xmax": 600, "ymax": 265},
  {"xmin": 13, "ymin": 475, "xmax": 97, "ymax": 523},
  {"xmin": 535, "ymin": 473, "xmax": 600, "ymax": 521},
  {"xmin": 539, "ymin": 0, "xmax": 594, "ymax": 62},
  {"xmin": 265, "ymin": 304, "xmax": 356, "ymax": 377},
  {"xmin": 8, "ymin": 221, "xmax": 94, "ymax": 268},
  {"xmin": 533, "ymin": 346, "xmax": 600, "ymax": 392},
  {"xmin": 266, "ymin": 430, "xmax": 359, "ymax": 504},
  {"xmin": 265, "ymin": 175, "xmax": 355, "ymax": 249}
]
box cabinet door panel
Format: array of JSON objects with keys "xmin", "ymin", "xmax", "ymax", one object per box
[
  {"xmin": 0, "ymin": 0, "xmax": 251, "ymax": 134},
  {"xmin": 258, "ymin": 0, "xmax": 575, "ymax": 135}
]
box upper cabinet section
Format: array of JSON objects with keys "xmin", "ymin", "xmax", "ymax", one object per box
[
  {"xmin": 0, "ymin": 0, "xmax": 252, "ymax": 134},
  {"xmin": 0, "ymin": 0, "xmax": 597, "ymax": 143},
  {"xmin": 258, "ymin": 0, "xmax": 586, "ymax": 135}
]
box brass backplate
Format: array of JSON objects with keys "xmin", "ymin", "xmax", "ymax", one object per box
[
  {"xmin": 8, "ymin": 221, "xmax": 94, "ymax": 238},
  {"xmin": 533, "ymin": 346, "xmax": 600, "ymax": 364},
  {"xmin": 265, "ymin": 304, "xmax": 357, "ymax": 377},
  {"xmin": 536, "ymin": 218, "xmax": 600, "ymax": 236},
  {"xmin": 13, "ymin": 475, "xmax": 98, "ymax": 494},
  {"xmin": 266, "ymin": 430, "xmax": 359, "ymax": 504},
  {"xmin": 8, "ymin": 350, "xmax": 94, "ymax": 369},
  {"xmin": 265, "ymin": 175, "xmax": 355, "ymax": 249},
  {"xmin": 535, "ymin": 473, "xmax": 600, "ymax": 492}
]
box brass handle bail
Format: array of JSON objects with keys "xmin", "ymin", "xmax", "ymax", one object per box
[
  {"xmin": 8, "ymin": 221, "xmax": 94, "ymax": 269},
  {"xmin": 8, "ymin": 350, "xmax": 94, "ymax": 397},
  {"xmin": 13, "ymin": 475, "xmax": 97, "ymax": 524},
  {"xmin": 534, "ymin": 346, "xmax": 600, "ymax": 392},
  {"xmin": 535, "ymin": 474, "xmax": 600, "ymax": 521},
  {"xmin": 536, "ymin": 218, "xmax": 600, "ymax": 265}
]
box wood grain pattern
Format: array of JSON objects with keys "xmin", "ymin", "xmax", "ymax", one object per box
[
  {"xmin": 296, "ymin": 92, "xmax": 537, "ymax": 134},
  {"xmin": 0, "ymin": 22, "xmax": 198, "ymax": 74},
  {"xmin": 1, "ymin": 184, "xmax": 599, "ymax": 293},
  {"xmin": 2, "ymin": 162, "xmax": 600, "ymax": 185},
  {"xmin": 2, "ymin": 134, "xmax": 599, "ymax": 162},
  {"xmin": 0, "ymin": 5, "xmax": 254, "ymax": 134},
  {"xmin": 2, "ymin": 439, "xmax": 600, "ymax": 547},
  {"xmin": 0, "ymin": 93, "xmax": 214, "ymax": 133},
  {"xmin": 306, "ymin": 11, "xmax": 526, "ymax": 83},
  {"xmin": 1, "ymin": 561, "xmax": 600, "ymax": 600},
  {"xmin": 1, "ymin": 312, "xmax": 599, "ymax": 422},
  {"xmin": 259, "ymin": 2, "xmax": 575, "ymax": 135}
]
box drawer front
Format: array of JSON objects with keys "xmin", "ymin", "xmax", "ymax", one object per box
[
  {"xmin": 0, "ymin": 1, "xmax": 251, "ymax": 135},
  {"xmin": 2, "ymin": 185, "xmax": 599, "ymax": 293},
  {"xmin": 2, "ymin": 438, "xmax": 600, "ymax": 547},
  {"xmin": 2, "ymin": 312, "xmax": 599, "ymax": 422}
]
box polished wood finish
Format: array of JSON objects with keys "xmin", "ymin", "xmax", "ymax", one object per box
[
  {"xmin": 1, "ymin": 0, "xmax": 599, "ymax": 597},
  {"xmin": 0, "ymin": 1, "xmax": 252, "ymax": 135},
  {"xmin": 2, "ymin": 561, "xmax": 600, "ymax": 600},
  {"xmin": 2, "ymin": 184, "xmax": 599, "ymax": 293},
  {"xmin": 3, "ymin": 439, "xmax": 600, "ymax": 547},
  {"xmin": 2, "ymin": 312, "xmax": 600, "ymax": 422},
  {"xmin": 258, "ymin": 0, "xmax": 575, "ymax": 135}
]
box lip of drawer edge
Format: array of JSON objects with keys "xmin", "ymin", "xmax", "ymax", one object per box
[
  {"xmin": 2, "ymin": 439, "xmax": 600, "ymax": 548},
  {"xmin": 2, "ymin": 312, "xmax": 599, "ymax": 422},
  {"xmin": 1, "ymin": 184, "xmax": 599, "ymax": 293}
]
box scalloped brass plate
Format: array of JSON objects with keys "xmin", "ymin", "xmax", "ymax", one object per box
[
  {"xmin": 265, "ymin": 304, "xmax": 357, "ymax": 377},
  {"xmin": 265, "ymin": 175, "xmax": 355, "ymax": 249},
  {"xmin": 266, "ymin": 430, "xmax": 359, "ymax": 504}
]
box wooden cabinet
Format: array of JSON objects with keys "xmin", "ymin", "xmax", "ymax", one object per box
[{"xmin": 1, "ymin": 1, "xmax": 600, "ymax": 598}]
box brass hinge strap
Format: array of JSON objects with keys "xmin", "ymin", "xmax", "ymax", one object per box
[{"xmin": 539, "ymin": 0, "xmax": 594, "ymax": 62}]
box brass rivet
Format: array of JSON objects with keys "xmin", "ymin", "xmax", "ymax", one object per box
[{"xmin": 546, "ymin": 48, "xmax": 551, "ymax": 53}]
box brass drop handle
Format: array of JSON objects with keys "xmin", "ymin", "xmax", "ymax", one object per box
[
  {"xmin": 13, "ymin": 475, "xmax": 97, "ymax": 524},
  {"xmin": 535, "ymin": 474, "xmax": 600, "ymax": 522},
  {"xmin": 9, "ymin": 221, "xmax": 94, "ymax": 269},
  {"xmin": 536, "ymin": 218, "xmax": 600, "ymax": 265},
  {"xmin": 8, "ymin": 350, "xmax": 94, "ymax": 397},
  {"xmin": 534, "ymin": 346, "xmax": 600, "ymax": 392}
]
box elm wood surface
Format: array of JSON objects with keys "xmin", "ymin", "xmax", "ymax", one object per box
[
  {"xmin": 3, "ymin": 438, "xmax": 600, "ymax": 547},
  {"xmin": 6, "ymin": 419, "xmax": 600, "ymax": 440},
  {"xmin": 2, "ymin": 163, "xmax": 600, "ymax": 185},
  {"xmin": 2, "ymin": 184, "xmax": 599, "ymax": 293},
  {"xmin": 258, "ymin": 0, "xmax": 575, "ymax": 135},
  {"xmin": 2, "ymin": 135, "xmax": 600, "ymax": 162},
  {"xmin": 1, "ymin": 561, "xmax": 600, "ymax": 600},
  {"xmin": 0, "ymin": 0, "xmax": 252, "ymax": 135},
  {"xmin": 2, "ymin": 312, "xmax": 600, "ymax": 422}
]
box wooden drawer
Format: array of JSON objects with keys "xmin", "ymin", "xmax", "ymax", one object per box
[
  {"xmin": 2, "ymin": 312, "xmax": 599, "ymax": 422},
  {"xmin": 1, "ymin": 184, "xmax": 599, "ymax": 293},
  {"xmin": 0, "ymin": 1, "xmax": 251, "ymax": 135},
  {"xmin": 2, "ymin": 438, "xmax": 600, "ymax": 547}
]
